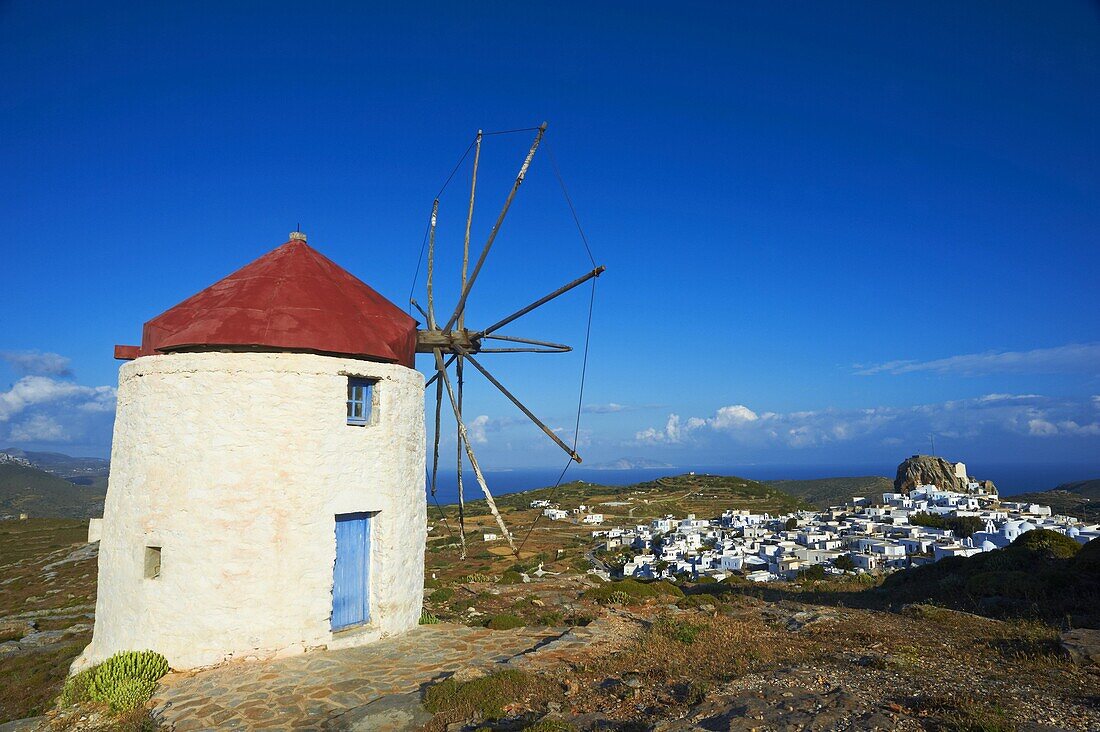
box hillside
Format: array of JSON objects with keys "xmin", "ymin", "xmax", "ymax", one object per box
[
  {"xmin": 1010, "ymin": 478, "xmax": 1100, "ymax": 523},
  {"xmin": 426, "ymin": 473, "xmax": 807, "ymax": 585},
  {"xmin": 763, "ymin": 476, "xmax": 892, "ymax": 509},
  {"xmin": 456, "ymin": 473, "xmax": 807, "ymax": 519},
  {"xmin": 0, "ymin": 463, "xmax": 106, "ymax": 519},
  {"xmin": 881, "ymin": 529, "xmax": 1100, "ymax": 628},
  {"xmin": 0, "ymin": 448, "xmax": 109, "ymax": 481}
]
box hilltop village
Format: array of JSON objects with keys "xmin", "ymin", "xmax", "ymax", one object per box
[{"xmin": 555, "ymin": 459, "xmax": 1100, "ymax": 582}]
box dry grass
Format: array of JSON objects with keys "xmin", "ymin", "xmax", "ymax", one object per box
[{"xmin": 0, "ymin": 519, "xmax": 96, "ymax": 723}]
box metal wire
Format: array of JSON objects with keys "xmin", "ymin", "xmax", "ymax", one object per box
[
  {"xmin": 515, "ymin": 272, "xmax": 597, "ymax": 556},
  {"xmin": 407, "ymin": 138, "xmax": 477, "ymax": 315}
]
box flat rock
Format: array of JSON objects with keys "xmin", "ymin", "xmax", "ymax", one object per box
[
  {"xmin": 1060, "ymin": 628, "xmax": 1100, "ymax": 666},
  {"xmin": 327, "ymin": 692, "xmax": 432, "ymax": 731}
]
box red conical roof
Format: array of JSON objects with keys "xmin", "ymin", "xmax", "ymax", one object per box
[{"xmin": 136, "ymin": 236, "xmax": 418, "ymax": 367}]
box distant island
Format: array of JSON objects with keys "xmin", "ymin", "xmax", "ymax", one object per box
[{"xmin": 585, "ymin": 457, "xmax": 675, "ymax": 471}]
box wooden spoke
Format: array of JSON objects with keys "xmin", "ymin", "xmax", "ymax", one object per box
[
  {"xmin": 433, "ymin": 347, "xmax": 517, "ymax": 553},
  {"xmin": 475, "ymin": 265, "xmax": 604, "ymax": 338},
  {"xmin": 455, "ymin": 355, "xmax": 465, "ymax": 559},
  {"xmin": 430, "ymin": 377, "xmax": 443, "ymax": 497},
  {"xmin": 442, "ymin": 123, "xmax": 547, "ymax": 333},
  {"xmin": 480, "ymin": 334, "xmax": 571, "ymax": 352},
  {"xmin": 457, "ymin": 348, "xmax": 582, "ymax": 464},
  {"xmin": 408, "ymin": 298, "xmax": 429, "ymax": 322},
  {"xmin": 424, "ymin": 353, "xmax": 457, "ymax": 389},
  {"xmin": 426, "ymin": 199, "xmax": 439, "ymax": 329}
]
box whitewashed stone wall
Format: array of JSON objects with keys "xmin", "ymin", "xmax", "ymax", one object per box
[{"xmin": 75, "ymin": 351, "xmax": 426, "ymax": 671}]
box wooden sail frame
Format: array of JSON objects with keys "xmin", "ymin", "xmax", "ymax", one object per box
[{"xmin": 415, "ymin": 122, "xmax": 604, "ymax": 558}]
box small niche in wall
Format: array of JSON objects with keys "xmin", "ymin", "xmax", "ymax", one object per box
[{"xmin": 144, "ymin": 546, "xmax": 162, "ymax": 579}]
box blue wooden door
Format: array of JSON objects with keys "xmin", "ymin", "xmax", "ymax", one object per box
[{"xmin": 332, "ymin": 512, "xmax": 372, "ymax": 630}]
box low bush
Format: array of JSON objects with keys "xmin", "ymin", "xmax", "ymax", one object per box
[
  {"xmin": 584, "ymin": 578, "xmax": 684, "ymax": 604},
  {"xmin": 428, "ymin": 587, "xmax": 455, "ymax": 603},
  {"xmin": 486, "ymin": 614, "xmax": 525, "ymax": 630},
  {"xmin": 419, "ymin": 608, "xmax": 440, "ymax": 625},
  {"xmin": 423, "ymin": 669, "xmax": 536, "ymax": 720},
  {"xmin": 524, "ymin": 718, "xmax": 578, "ymax": 732},
  {"xmin": 676, "ymin": 594, "xmax": 717, "ymax": 610},
  {"xmin": 654, "ymin": 615, "xmax": 704, "ymax": 644},
  {"xmin": 499, "ymin": 570, "xmax": 524, "ymax": 585}
]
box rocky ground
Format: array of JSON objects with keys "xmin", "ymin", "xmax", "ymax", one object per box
[{"xmin": 1, "ymin": 520, "xmax": 1098, "ymax": 731}]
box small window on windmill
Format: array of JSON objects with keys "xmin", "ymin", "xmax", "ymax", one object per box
[
  {"xmin": 346, "ymin": 377, "xmax": 376, "ymax": 426},
  {"xmin": 144, "ymin": 546, "xmax": 162, "ymax": 579}
]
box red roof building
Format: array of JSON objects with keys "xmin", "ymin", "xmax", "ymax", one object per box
[{"xmin": 116, "ymin": 233, "xmax": 418, "ymax": 367}]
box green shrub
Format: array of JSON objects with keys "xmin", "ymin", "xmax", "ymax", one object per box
[
  {"xmin": 1009, "ymin": 529, "xmax": 1080, "ymax": 559},
  {"xmin": 420, "ymin": 608, "xmax": 440, "ymax": 625},
  {"xmin": 486, "ymin": 613, "xmax": 525, "ymax": 630},
  {"xmin": 428, "ymin": 587, "xmax": 455, "ymax": 603},
  {"xmin": 654, "ymin": 615, "xmax": 703, "ymax": 644},
  {"xmin": 465, "ymin": 573, "xmax": 492, "ymax": 583},
  {"xmin": 797, "ymin": 565, "xmax": 827, "ymax": 582},
  {"xmin": 1073, "ymin": 537, "xmax": 1100, "ymax": 571},
  {"xmin": 676, "ymin": 594, "xmax": 716, "ymax": 610},
  {"xmin": 965, "ymin": 571, "xmax": 1039, "ymax": 600},
  {"xmin": 833, "ymin": 555, "xmax": 856, "ymax": 572},
  {"xmin": 424, "ymin": 578, "xmax": 442, "ymax": 589},
  {"xmin": 584, "ymin": 578, "xmax": 683, "ymax": 604},
  {"xmin": 499, "ymin": 570, "xmax": 524, "ymax": 585},
  {"xmin": 524, "ymin": 718, "xmax": 578, "ymax": 731},
  {"xmin": 57, "ymin": 667, "xmax": 96, "ymax": 707},
  {"xmin": 423, "ymin": 669, "xmax": 534, "ymax": 719},
  {"xmin": 605, "ymin": 590, "xmax": 631, "ymax": 605},
  {"xmin": 85, "ymin": 650, "xmax": 169, "ymax": 712}
]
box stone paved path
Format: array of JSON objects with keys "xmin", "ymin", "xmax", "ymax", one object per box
[{"xmin": 150, "ymin": 624, "xmax": 576, "ymax": 731}]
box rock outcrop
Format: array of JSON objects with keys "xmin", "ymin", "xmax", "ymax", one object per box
[{"xmin": 893, "ymin": 455, "xmax": 994, "ymax": 494}]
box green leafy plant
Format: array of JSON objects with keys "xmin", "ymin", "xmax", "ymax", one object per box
[
  {"xmin": 86, "ymin": 650, "xmax": 169, "ymax": 712},
  {"xmin": 420, "ymin": 608, "xmax": 440, "ymax": 624}
]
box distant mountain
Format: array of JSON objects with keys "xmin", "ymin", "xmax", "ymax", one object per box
[
  {"xmin": 762, "ymin": 476, "xmax": 893, "ymax": 509},
  {"xmin": 0, "ymin": 447, "xmax": 109, "ymax": 480},
  {"xmin": 0, "ymin": 462, "xmax": 106, "ymax": 519},
  {"xmin": 1051, "ymin": 479, "xmax": 1100, "ymax": 500},
  {"xmin": 586, "ymin": 457, "xmax": 675, "ymax": 471},
  {"xmin": 1010, "ymin": 478, "xmax": 1100, "ymax": 523}
]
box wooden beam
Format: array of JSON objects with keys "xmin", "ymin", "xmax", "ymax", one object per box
[
  {"xmin": 442, "ymin": 123, "xmax": 547, "ymax": 333},
  {"xmin": 458, "ymin": 348, "xmax": 582, "ymax": 464},
  {"xmin": 416, "ymin": 329, "xmax": 479, "ymax": 353},
  {"xmin": 476, "ymin": 265, "xmax": 604, "ymax": 338},
  {"xmin": 433, "ymin": 347, "xmax": 517, "ymax": 553}
]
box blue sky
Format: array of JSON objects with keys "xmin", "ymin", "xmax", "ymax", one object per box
[{"xmin": 1, "ymin": 2, "xmax": 1098, "ymax": 475}]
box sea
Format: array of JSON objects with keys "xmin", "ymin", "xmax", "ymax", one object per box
[{"xmin": 425, "ymin": 462, "xmax": 1100, "ymax": 506}]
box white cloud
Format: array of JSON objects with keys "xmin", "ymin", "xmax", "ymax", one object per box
[
  {"xmin": 467, "ymin": 415, "xmax": 490, "ymax": 444},
  {"xmin": 0, "ymin": 350, "xmax": 73, "ymax": 377},
  {"xmin": 585, "ymin": 402, "xmax": 628, "ymax": 414},
  {"xmin": 855, "ymin": 343, "xmax": 1100, "ymax": 377},
  {"xmin": 1028, "ymin": 419, "xmax": 1059, "ymax": 436},
  {"xmin": 636, "ymin": 393, "xmax": 1100, "ymax": 449},
  {"xmin": 9, "ymin": 414, "xmax": 66, "ymax": 442},
  {"xmin": 0, "ymin": 376, "xmax": 114, "ymax": 421},
  {"xmin": 0, "ymin": 374, "xmax": 117, "ymax": 446}
]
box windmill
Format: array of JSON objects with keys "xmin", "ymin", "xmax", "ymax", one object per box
[{"xmin": 410, "ymin": 122, "xmax": 604, "ymax": 558}]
